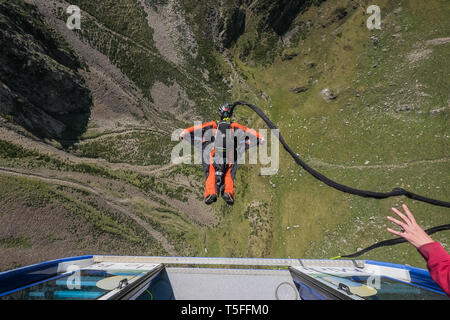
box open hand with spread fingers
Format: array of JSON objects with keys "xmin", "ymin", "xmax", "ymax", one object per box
[{"xmin": 386, "ymin": 204, "xmax": 434, "ymax": 248}]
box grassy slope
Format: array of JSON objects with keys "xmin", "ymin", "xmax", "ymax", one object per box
[
  {"xmin": 203, "ymin": 0, "xmax": 449, "ymax": 268},
  {"xmin": 0, "ymin": 173, "xmax": 167, "ymax": 270},
  {"xmin": 71, "ymin": 132, "xmax": 175, "ymax": 165},
  {"xmin": 0, "ymin": 138, "xmax": 196, "ymax": 270},
  {"xmin": 67, "ymin": 0, "xmax": 229, "ymax": 117}
]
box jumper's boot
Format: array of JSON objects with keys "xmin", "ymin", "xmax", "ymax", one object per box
[
  {"xmin": 222, "ymin": 192, "xmax": 235, "ymax": 206},
  {"xmin": 222, "ymin": 169, "xmax": 235, "ymax": 205},
  {"xmin": 205, "ymin": 193, "xmax": 217, "ymax": 205},
  {"xmin": 204, "ymin": 155, "xmax": 217, "ymax": 205},
  {"xmin": 218, "ymin": 183, "xmax": 233, "ymax": 205}
]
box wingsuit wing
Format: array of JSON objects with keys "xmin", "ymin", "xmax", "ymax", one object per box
[
  {"xmin": 231, "ymin": 122, "xmax": 264, "ymax": 158},
  {"xmin": 180, "ymin": 121, "xmax": 217, "ymax": 150}
]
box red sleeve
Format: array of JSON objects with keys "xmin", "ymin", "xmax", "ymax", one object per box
[
  {"xmin": 180, "ymin": 121, "xmax": 216, "ymax": 142},
  {"xmin": 418, "ymin": 242, "xmax": 450, "ymax": 297},
  {"xmin": 231, "ymin": 123, "xmax": 264, "ymax": 141}
]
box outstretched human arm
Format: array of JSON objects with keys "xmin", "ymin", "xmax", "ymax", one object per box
[
  {"xmin": 180, "ymin": 121, "xmax": 217, "ymax": 147},
  {"xmin": 387, "ymin": 204, "xmax": 450, "ymax": 297},
  {"xmin": 418, "ymin": 242, "xmax": 450, "ymax": 296},
  {"xmin": 231, "ymin": 122, "xmax": 264, "ymax": 150}
]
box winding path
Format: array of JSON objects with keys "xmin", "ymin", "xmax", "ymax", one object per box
[
  {"xmin": 0, "ymin": 167, "xmax": 178, "ymax": 255},
  {"xmin": 308, "ymin": 157, "xmax": 450, "ymax": 170}
]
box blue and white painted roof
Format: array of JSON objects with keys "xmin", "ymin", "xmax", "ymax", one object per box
[{"xmin": 0, "ymin": 255, "xmax": 447, "ymax": 300}]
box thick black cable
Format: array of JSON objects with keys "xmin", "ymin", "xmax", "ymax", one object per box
[
  {"xmin": 339, "ymin": 224, "xmax": 450, "ymax": 259},
  {"xmin": 231, "ymin": 101, "xmax": 450, "ymax": 208}
]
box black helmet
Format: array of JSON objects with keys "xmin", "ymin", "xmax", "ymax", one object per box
[{"xmin": 219, "ymin": 103, "xmax": 233, "ymax": 120}]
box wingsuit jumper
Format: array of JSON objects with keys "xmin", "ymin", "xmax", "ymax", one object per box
[{"xmin": 180, "ymin": 103, "xmax": 264, "ymax": 205}]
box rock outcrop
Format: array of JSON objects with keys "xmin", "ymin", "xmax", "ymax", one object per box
[
  {"xmin": 206, "ymin": 0, "xmax": 317, "ymax": 50},
  {"xmin": 205, "ymin": 1, "xmax": 246, "ymax": 50},
  {"xmin": 261, "ymin": 0, "xmax": 313, "ymax": 35},
  {"xmin": 0, "ymin": 1, "xmax": 92, "ymax": 143}
]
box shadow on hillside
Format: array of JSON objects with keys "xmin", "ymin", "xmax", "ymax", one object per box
[{"xmin": 0, "ymin": 0, "xmax": 93, "ymax": 149}]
